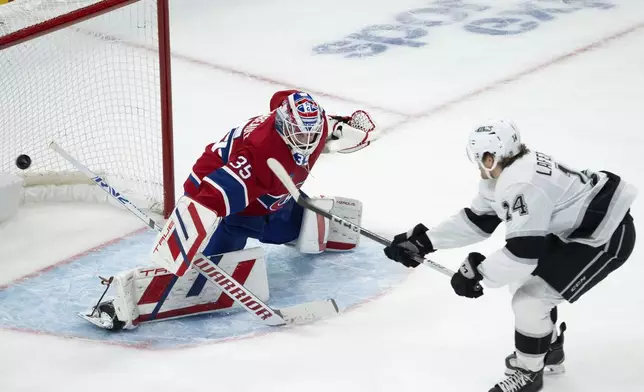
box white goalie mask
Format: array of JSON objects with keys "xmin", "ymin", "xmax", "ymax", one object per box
[
  {"xmin": 466, "ymin": 119, "xmax": 521, "ymax": 178},
  {"xmin": 275, "ymin": 92, "xmax": 324, "ymax": 166}
]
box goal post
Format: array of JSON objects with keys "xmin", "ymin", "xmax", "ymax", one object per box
[{"xmin": 0, "ymin": 0, "xmax": 175, "ymax": 217}]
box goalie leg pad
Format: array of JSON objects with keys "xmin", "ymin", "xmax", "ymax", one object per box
[
  {"xmin": 110, "ymin": 269, "xmax": 140, "ymax": 330},
  {"xmin": 326, "ymin": 196, "xmax": 362, "ymax": 251},
  {"xmin": 294, "ymin": 196, "xmax": 363, "ymax": 254},
  {"xmin": 295, "ymin": 197, "xmax": 334, "ymax": 254},
  {"xmin": 83, "ymin": 247, "xmax": 269, "ymax": 329},
  {"xmin": 151, "ymin": 195, "xmax": 220, "ymax": 276}
]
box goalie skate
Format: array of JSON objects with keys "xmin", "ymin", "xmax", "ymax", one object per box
[{"xmin": 78, "ymin": 300, "xmax": 125, "ymax": 331}]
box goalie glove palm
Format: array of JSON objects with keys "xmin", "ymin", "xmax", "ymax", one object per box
[{"xmin": 383, "ymin": 223, "xmax": 435, "ymax": 268}]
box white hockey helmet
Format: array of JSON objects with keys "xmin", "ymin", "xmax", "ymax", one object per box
[{"xmin": 465, "ymin": 119, "xmax": 521, "ymax": 177}]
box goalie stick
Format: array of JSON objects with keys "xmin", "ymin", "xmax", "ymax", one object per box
[
  {"xmin": 267, "ymin": 157, "xmax": 466, "ymax": 281},
  {"xmin": 50, "ymin": 142, "xmax": 338, "ymax": 327}
]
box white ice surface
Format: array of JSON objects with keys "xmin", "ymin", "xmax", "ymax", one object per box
[
  {"xmin": 0, "ymin": 205, "xmax": 144, "ymax": 286},
  {"xmin": 1, "ymin": 1, "xmax": 644, "ymax": 391}
]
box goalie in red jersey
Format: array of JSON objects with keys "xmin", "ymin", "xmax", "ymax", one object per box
[
  {"xmin": 82, "ymin": 90, "xmax": 379, "ymax": 330},
  {"xmin": 176, "ymin": 89, "xmax": 377, "ymax": 260}
]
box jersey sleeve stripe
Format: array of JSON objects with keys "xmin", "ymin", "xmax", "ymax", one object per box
[
  {"xmin": 188, "ymin": 171, "xmax": 201, "ymax": 187},
  {"xmin": 463, "ymin": 208, "xmax": 501, "ymax": 235},
  {"xmin": 222, "ymin": 166, "xmax": 249, "ymax": 206},
  {"xmin": 469, "ymin": 205, "xmax": 491, "ymax": 216},
  {"xmin": 501, "ymin": 247, "xmax": 538, "ymax": 266},
  {"xmin": 221, "ymin": 129, "xmax": 237, "ymax": 164},
  {"xmin": 504, "ymin": 236, "xmax": 545, "ymax": 264},
  {"xmin": 506, "ymin": 230, "xmax": 548, "ymax": 239},
  {"xmin": 203, "ymin": 167, "xmax": 249, "ymax": 215},
  {"xmin": 220, "ymin": 126, "xmax": 245, "ymax": 164},
  {"xmin": 203, "ymin": 177, "xmax": 231, "ymax": 216}
]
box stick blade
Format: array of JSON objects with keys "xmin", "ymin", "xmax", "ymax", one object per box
[
  {"xmin": 267, "ymin": 158, "xmax": 300, "ymax": 200},
  {"xmin": 278, "ymin": 298, "xmax": 339, "ymax": 325}
]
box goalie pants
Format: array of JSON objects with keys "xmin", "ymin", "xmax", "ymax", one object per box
[
  {"xmin": 202, "ymin": 199, "xmax": 304, "ymax": 257},
  {"xmin": 510, "ymin": 211, "xmax": 636, "ymax": 371}
]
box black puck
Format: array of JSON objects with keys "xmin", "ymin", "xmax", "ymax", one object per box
[{"xmin": 15, "ymin": 154, "xmax": 31, "ymax": 170}]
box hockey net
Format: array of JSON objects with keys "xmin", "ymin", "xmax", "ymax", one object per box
[{"xmin": 0, "ymin": 0, "xmax": 174, "ymax": 217}]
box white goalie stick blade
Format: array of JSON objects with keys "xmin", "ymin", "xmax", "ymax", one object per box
[
  {"xmin": 276, "ymin": 299, "xmax": 339, "ymax": 325},
  {"xmin": 190, "ymin": 256, "xmax": 339, "ymax": 326},
  {"xmin": 266, "ymin": 157, "xmax": 457, "ymax": 279}
]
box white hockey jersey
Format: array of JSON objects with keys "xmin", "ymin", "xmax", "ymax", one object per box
[{"xmin": 427, "ymin": 151, "xmax": 637, "ymax": 288}]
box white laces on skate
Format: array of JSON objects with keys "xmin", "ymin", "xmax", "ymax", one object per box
[{"xmin": 497, "ymin": 371, "xmax": 533, "ymax": 392}]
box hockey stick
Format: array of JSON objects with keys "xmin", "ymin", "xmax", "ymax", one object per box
[
  {"xmin": 266, "ymin": 157, "xmax": 456, "ymax": 278},
  {"xmin": 50, "ymin": 142, "xmax": 338, "ymax": 327}
]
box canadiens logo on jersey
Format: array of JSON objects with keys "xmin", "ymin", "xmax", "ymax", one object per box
[
  {"xmin": 258, "ymin": 181, "xmax": 305, "ymax": 211},
  {"xmin": 293, "ymin": 93, "xmax": 320, "ymax": 130}
]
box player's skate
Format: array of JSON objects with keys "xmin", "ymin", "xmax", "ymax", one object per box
[
  {"xmin": 505, "ymin": 322, "xmax": 567, "ymax": 376},
  {"xmin": 490, "ymin": 366, "xmax": 543, "ymax": 392}
]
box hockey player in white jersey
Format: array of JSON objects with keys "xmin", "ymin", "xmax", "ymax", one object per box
[{"xmin": 383, "ymin": 120, "xmax": 637, "ymax": 392}]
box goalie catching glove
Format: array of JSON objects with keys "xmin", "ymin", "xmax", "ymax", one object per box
[{"xmin": 324, "ymin": 110, "xmax": 379, "ymax": 154}]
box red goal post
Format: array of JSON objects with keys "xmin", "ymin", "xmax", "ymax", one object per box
[{"xmin": 0, "ymin": 0, "xmax": 175, "ymax": 217}]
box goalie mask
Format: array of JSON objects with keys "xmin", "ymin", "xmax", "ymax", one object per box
[{"xmin": 275, "ymin": 92, "xmax": 324, "ymax": 166}]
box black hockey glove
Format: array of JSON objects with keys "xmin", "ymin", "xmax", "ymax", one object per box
[
  {"xmin": 383, "ymin": 224, "xmax": 435, "ymax": 268},
  {"xmin": 450, "ymin": 252, "xmax": 485, "ymax": 299}
]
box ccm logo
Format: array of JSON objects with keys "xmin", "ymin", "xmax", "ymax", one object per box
[
  {"xmin": 570, "ymin": 277, "xmax": 587, "ymax": 293},
  {"xmin": 193, "ymin": 258, "xmax": 274, "ymax": 320}
]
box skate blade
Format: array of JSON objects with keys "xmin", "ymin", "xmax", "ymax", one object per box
[
  {"xmin": 77, "ymin": 312, "xmax": 114, "ymax": 330},
  {"xmin": 505, "ymin": 363, "xmax": 565, "ymax": 377},
  {"xmin": 544, "ymin": 363, "xmax": 565, "ymax": 375}
]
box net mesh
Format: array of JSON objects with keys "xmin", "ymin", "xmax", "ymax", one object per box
[{"xmin": 0, "ymin": 0, "xmax": 167, "ymax": 212}]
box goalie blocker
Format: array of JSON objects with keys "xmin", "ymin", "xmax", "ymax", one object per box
[{"xmin": 80, "ymin": 194, "xmax": 362, "ymax": 330}]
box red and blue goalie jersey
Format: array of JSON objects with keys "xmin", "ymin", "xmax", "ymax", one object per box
[{"xmin": 183, "ymin": 90, "xmax": 329, "ymax": 217}]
